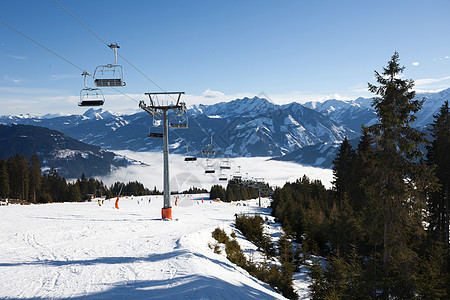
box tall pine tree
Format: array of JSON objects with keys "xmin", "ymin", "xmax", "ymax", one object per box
[
  {"xmin": 426, "ymin": 100, "xmax": 450, "ymax": 244},
  {"xmin": 332, "ymin": 136, "xmax": 356, "ymax": 204},
  {"xmin": 365, "ymin": 51, "xmax": 436, "ymax": 298}
]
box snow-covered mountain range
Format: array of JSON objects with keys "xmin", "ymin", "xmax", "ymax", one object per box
[
  {"xmin": 1, "ymin": 88, "xmax": 448, "ymax": 169},
  {"xmin": 0, "ymin": 97, "xmax": 357, "ymax": 158}
]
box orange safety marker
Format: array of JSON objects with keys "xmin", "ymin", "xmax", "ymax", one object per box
[
  {"xmin": 162, "ymin": 207, "xmax": 172, "ymax": 220},
  {"xmin": 115, "ymin": 197, "xmax": 120, "ymax": 209},
  {"xmin": 202, "ymin": 197, "xmax": 204, "ymax": 203}
]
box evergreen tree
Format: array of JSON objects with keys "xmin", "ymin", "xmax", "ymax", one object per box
[
  {"xmin": 308, "ymin": 258, "xmax": 327, "ymax": 299},
  {"xmin": 7, "ymin": 156, "xmax": 20, "ymax": 199},
  {"xmin": 332, "ymin": 136, "xmax": 356, "ymax": 204},
  {"xmin": 417, "ymin": 242, "xmax": 449, "ymax": 298},
  {"xmin": 78, "ymin": 173, "xmax": 89, "ymax": 199},
  {"xmin": 365, "ymin": 51, "xmax": 436, "ymax": 298},
  {"xmin": 29, "ymin": 154, "xmax": 41, "ymax": 203},
  {"xmin": 8, "ymin": 154, "xmax": 30, "ymax": 201},
  {"xmin": 69, "ymin": 183, "xmax": 82, "ymax": 202},
  {"xmin": 210, "ymin": 185, "xmax": 226, "ymax": 200},
  {"xmin": 426, "ymin": 100, "xmax": 450, "ymax": 244},
  {"xmin": 0, "ymin": 159, "xmax": 10, "ymax": 199}
]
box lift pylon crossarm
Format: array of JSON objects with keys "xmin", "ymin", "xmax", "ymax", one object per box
[
  {"xmin": 139, "ymin": 100, "xmax": 156, "ymax": 117},
  {"xmin": 145, "ymin": 92, "xmax": 185, "ymax": 108}
]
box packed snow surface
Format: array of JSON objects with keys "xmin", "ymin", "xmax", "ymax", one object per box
[{"xmin": 0, "ymin": 196, "xmax": 309, "ymax": 299}]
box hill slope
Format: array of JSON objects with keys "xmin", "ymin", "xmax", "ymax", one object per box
[
  {"xmin": 0, "ymin": 124, "xmax": 133, "ymax": 178},
  {"xmin": 0, "ymin": 196, "xmax": 309, "ymax": 299}
]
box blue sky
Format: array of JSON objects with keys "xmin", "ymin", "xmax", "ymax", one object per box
[{"xmin": 1, "ymin": 0, "xmax": 450, "ymax": 116}]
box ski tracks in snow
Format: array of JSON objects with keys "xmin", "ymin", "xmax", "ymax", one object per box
[{"xmin": 1, "ymin": 197, "xmax": 289, "ymax": 299}]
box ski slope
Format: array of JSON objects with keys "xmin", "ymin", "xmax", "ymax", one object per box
[{"xmin": 0, "ymin": 195, "xmax": 309, "ymax": 299}]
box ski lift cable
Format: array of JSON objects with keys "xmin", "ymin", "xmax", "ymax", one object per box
[
  {"xmin": 0, "ymin": 18, "xmax": 144, "ymax": 108},
  {"xmin": 184, "ymin": 109, "xmax": 247, "ymax": 172},
  {"xmin": 169, "ymin": 126, "xmax": 200, "ymax": 154},
  {"xmin": 0, "ymin": 18, "xmax": 85, "ymax": 73},
  {"xmin": 111, "ymin": 87, "xmax": 140, "ymax": 105},
  {"xmin": 117, "ymin": 170, "xmax": 129, "ymax": 197},
  {"xmin": 53, "ymin": 1, "xmax": 229, "ymax": 149},
  {"xmin": 185, "ymin": 110, "xmax": 218, "ymax": 145},
  {"xmin": 52, "ymin": 2, "xmax": 255, "ymax": 181},
  {"xmin": 53, "ymin": 0, "xmax": 168, "ymax": 94}
]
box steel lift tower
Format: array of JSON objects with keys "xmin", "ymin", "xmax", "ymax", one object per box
[{"xmin": 139, "ymin": 92, "xmax": 186, "ymax": 220}]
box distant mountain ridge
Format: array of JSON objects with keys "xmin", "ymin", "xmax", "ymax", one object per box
[
  {"xmin": 1, "ymin": 88, "xmax": 448, "ymax": 169},
  {"xmin": 303, "ymin": 88, "xmax": 450, "ymax": 131},
  {"xmin": 0, "ymin": 124, "xmax": 135, "ymax": 179},
  {"xmin": 0, "ymin": 97, "xmax": 357, "ymax": 158}
]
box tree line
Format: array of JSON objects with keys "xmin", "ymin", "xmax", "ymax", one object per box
[
  {"xmin": 210, "ymin": 179, "xmax": 271, "ymax": 202},
  {"xmin": 0, "ymin": 154, "xmax": 157, "ymax": 203},
  {"xmin": 271, "ymin": 52, "xmax": 450, "ymax": 298}
]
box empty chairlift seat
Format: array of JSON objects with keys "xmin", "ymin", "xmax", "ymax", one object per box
[
  {"xmin": 94, "ymin": 66, "xmax": 126, "ymax": 87},
  {"xmin": 78, "ymin": 88, "xmax": 105, "ymax": 107},
  {"xmin": 148, "ymin": 117, "xmax": 163, "ymax": 138},
  {"xmin": 219, "ymin": 173, "xmax": 228, "ymax": 181},
  {"xmin": 232, "ymin": 166, "xmax": 243, "ymax": 180},
  {"xmin": 170, "ymin": 113, "xmax": 188, "ymax": 128},
  {"xmin": 184, "ymin": 145, "xmax": 197, "ymax": 161},
  {"xmin": 201, "ymin": 136, "xmax": 216, "ymax": 156},
  {"xmin": 79, "ymin": 72, "xmax": 105, "ymax": 107},
  {"xmin": 93, "ymin": 43, "xmax": 126, "ymax": 87},
  {"xmin": 219, "ymin": 157, "xmax": 231, "ymax": 170},
  {"xmin": 205, "ymin": 159, "xmax": 215, "ymax": 174}
]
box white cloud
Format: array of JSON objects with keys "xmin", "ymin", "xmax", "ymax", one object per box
[
  {"xmin": 202, "ymin": 89, "xmax": 225, "ymax": 98},
  {"xmin": 414, "ymin": 75, "xmax": 450, "ymax": 93},
  {"xmin": 412, "ymin": 62, "xmax": 420, "ymax": 66},
  {"xmin": 3, "ymin": 75, "xmax": 26, "ymax": 85},
  {"xmin": 2, "ymin": 54, "xmax": 27, "ymax": 60},
  {"xmin": 434, "ymin": 56, "xmax": 450, "ymax": 61},
  {"xmin": 415, "ymin": 75, "xmax": 450, "ymax": 86}
]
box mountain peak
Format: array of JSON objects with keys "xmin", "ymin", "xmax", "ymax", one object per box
[{"xmin": 82, "ymin": 108, "xmax": 116, "ymax": 120}]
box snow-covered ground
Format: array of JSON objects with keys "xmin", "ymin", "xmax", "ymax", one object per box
[
  {"xmin": 100, "ymin": 151, "xmax": 333, "ymax": 192},
  {"xmin": 0, "ymin": 195, "xmax": 310, "ymax": 299}
]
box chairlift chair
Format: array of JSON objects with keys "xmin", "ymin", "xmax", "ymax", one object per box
[
  {"xmin": 201, "ymin": 136, "xmax": 216, "ymax": 156},
  {"xmin": 219, "ymin": 172, "xmax": 228, "ymax": 181},
  {"xmin": 170, "ymin": 112, "xmax": 188, "ymax": 128},
  {"xmin": 93, "ymin": 43, "xmax": 126, "ymax": 87},
  {"xmin": 219, "ymin": 157, "xmax": 231, "ymax": 170},
  {"xmin": 79, "ymin": 89, "xmax": 105, "ymax": 107},
  {"xmin": 232, "ymin": 166, "xmax": 242, "ymax": 180},
  {"xmin": 205, "ymin": 159, "xmax": 215, "ymax": 174},
  {"xmin": 78, "ymin": 71, "xmax": 105, "ymax": 107},
  {"xmin": 184, "ymin": 145, "xmax": 197, "ymax": 161},
  {"xmin": 148, "ymin": 116, "xmax": 163, "ymax": 138}
]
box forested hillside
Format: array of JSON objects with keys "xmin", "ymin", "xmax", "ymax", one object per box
[
  {"xmin": 0, "ymin": 154, "xmax": 153, "ymax": 203},
  {"xmin": 271, "ymin": 53, "xmax": 450, "ymax": 299}
]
